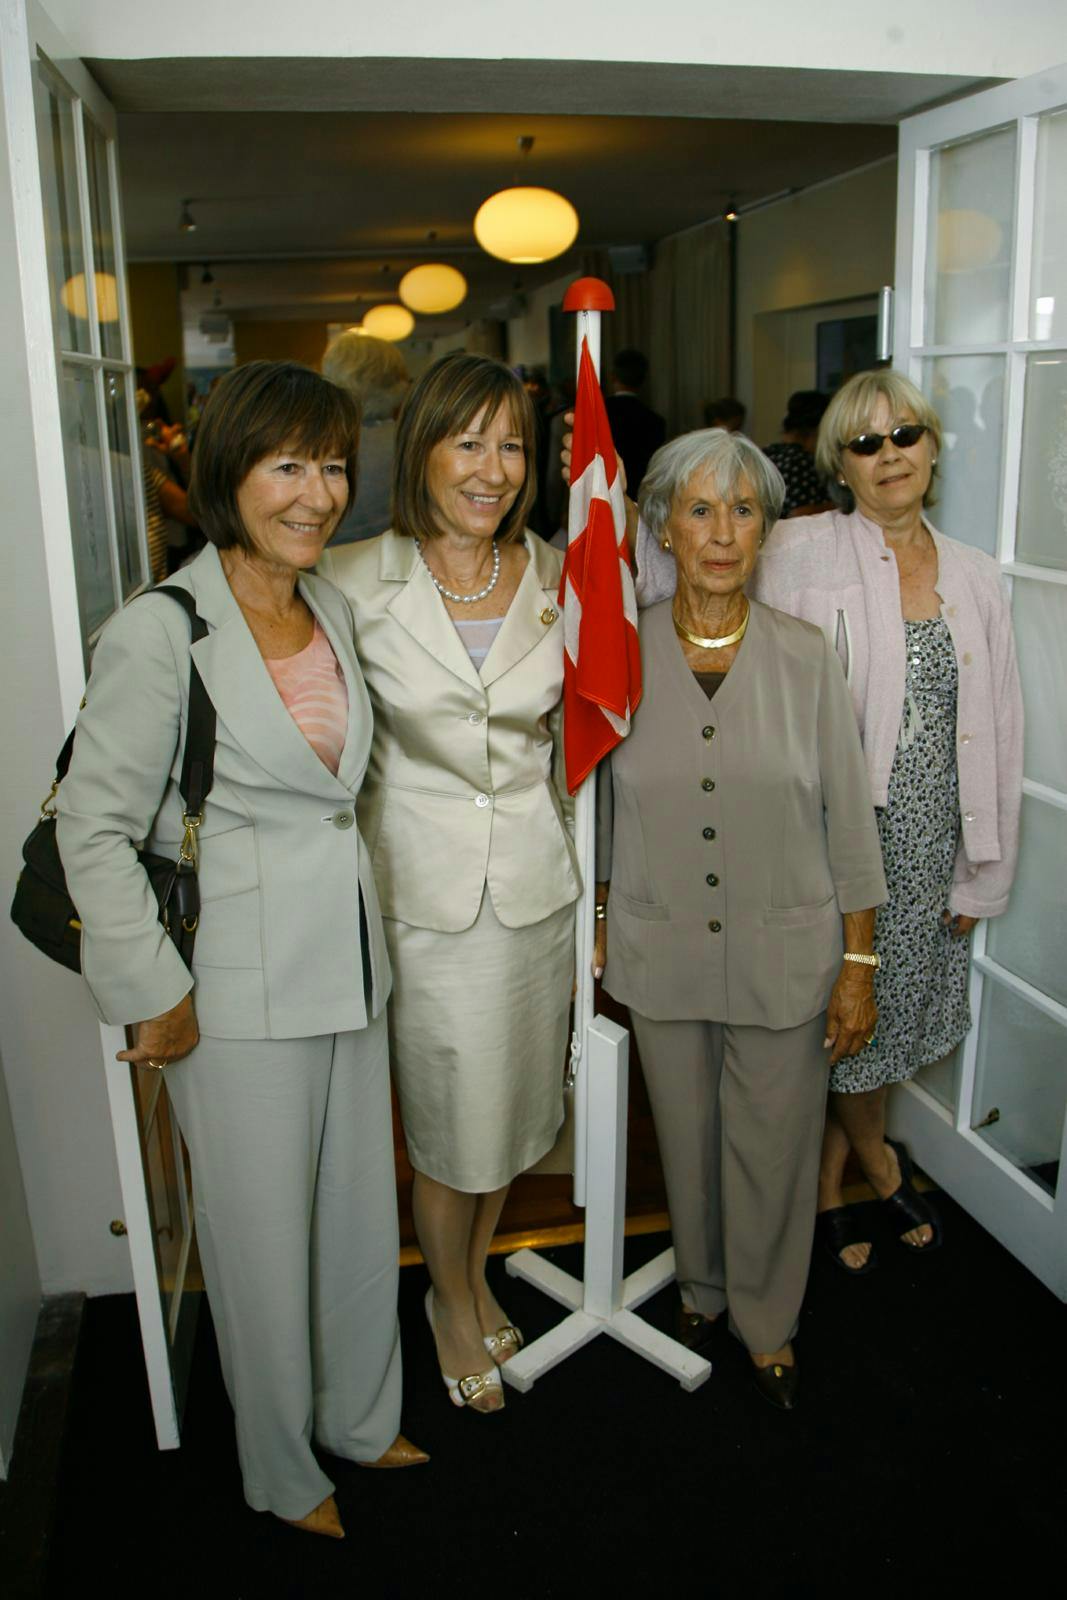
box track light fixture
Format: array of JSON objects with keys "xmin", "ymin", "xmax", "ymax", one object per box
[{"xmin": 179, "ymin": 200, "xmax": 197, "ymax": 233}]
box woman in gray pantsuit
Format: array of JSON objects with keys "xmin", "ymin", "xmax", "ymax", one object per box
[
  {"xmin": 58, "ymin": 363, "xmax": 425, "ymax": 1537},
  {"xmin": 594, "ymin": 430, "xmax": 887, "ymax": 1409}
]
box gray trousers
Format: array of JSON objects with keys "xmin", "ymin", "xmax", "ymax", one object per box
[
  {"xmin": 165, "ymin": 1014, "xmax": 401, "ymax": 1520},
  {"xmin": 630, "ymin": 1011, "xmax": 829, "ymax": 1355}
]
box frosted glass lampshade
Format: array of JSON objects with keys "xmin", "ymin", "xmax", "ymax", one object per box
[
  {"xmin": 399, "ymin": 263, "xmax": 468, "ymax": 314},
  {"xmin": 361, "ymin": 304, "xmax": 416, "ymax": 341},
  {"xmin": 473, "ymin": 187, "xmax": 579, "ymax": 264},
  {"xmin": 61, "ymin": 270, "xmax": 120, "ymax": 322}
]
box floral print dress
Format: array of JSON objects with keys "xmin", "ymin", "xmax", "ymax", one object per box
[{"xmin": 830, "ymin": 617, "xmax": 972, "ymax": 1093}]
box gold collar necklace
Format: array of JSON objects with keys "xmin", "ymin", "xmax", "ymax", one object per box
[{"xmin": 673, "ymin": 598, "xmax": 749, "ymax": 651}]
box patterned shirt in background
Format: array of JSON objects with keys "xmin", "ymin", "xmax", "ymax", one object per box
[
  {"xmin": 142, "ymin": 463, "xmax": 169, "ymax": 582},
  {"xmin": 763, "ymin": 441, "xmax": 827, "ymax": 518}
]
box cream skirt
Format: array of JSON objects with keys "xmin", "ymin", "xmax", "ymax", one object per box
[{"xmin": 385, "ymin": 889, "xmax": 573, "ymax": 1192}]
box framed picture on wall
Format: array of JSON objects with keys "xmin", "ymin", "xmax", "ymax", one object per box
[{"xmin": 817, "ymin": 314, "xmax": 878, "ymax": 392}]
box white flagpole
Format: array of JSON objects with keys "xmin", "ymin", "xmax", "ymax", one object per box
[
  {"xmin": 500, "ymin": 279, "xmax": 711, "ymax": 1393},
  {"xmin": 569, "ymin": 303, "xmax": 602, "ymax": 1210}
]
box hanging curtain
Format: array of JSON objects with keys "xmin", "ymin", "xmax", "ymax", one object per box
[
  {"xmin": 648, "ymin": 221, "xmax": 731, "ymax": 437},
  {"xmin": 582, "ymin": 222, "xmax": 731, "ymax": 439}
]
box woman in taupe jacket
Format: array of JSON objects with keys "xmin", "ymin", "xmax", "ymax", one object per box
[{"xmin": 595, "ymin": 430, "xmax": 887, "ymax": 1409}]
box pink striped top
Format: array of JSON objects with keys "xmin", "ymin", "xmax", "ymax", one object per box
[{"xmin": 265, "ymin": 620, "xmax": 349, "ymax": 775}]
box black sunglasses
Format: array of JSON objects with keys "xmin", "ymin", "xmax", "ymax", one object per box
[{"xmin": 844, "ymin": 424, "xmax": 928, "ymax": 456}]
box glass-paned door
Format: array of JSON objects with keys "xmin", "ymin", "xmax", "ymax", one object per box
[
  {"xmin": 23, "ymin": 1, "xmax": 197, "ymax": 1448},
  {"xmin": 893, "ymin": 63, "xmax": 1067, "ymax": 1300},
  {"xmin": 32, "ymin": 44, "xmax": 149, "ymax": 662}
]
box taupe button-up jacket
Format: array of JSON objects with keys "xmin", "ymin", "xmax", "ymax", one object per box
[
  {"xmin": 323, "ymin": 531, "xmax": 580, "ymax": 934},
  {"xmin": 598, "ymin": 599, "xmax": 887, "ymax": 1029}
]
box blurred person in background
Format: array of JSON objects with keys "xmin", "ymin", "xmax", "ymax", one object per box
[
  {"xmin": 323, "ymin": 331, "xmax": 410, "ymax": 544},
  {"xmin": 762, "ymin": 390, "xmax": 833, "ymax": 518}
]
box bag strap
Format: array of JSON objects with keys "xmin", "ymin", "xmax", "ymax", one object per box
[
  {"xmin": 155, "ymin": 585, "xmax": 216, "ymax": 813},
  {"xmin": 51, "ymin": 586, "xmax": 217, "ymax": 813}
]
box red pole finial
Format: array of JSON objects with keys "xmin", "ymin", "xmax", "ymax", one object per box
[{"xmin": 562, "ymin": 277, "xmax": 615, "ymax": 313}]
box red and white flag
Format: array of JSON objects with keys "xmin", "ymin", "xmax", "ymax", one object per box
[{"xmin": 558, "ymin": 336, "xmax": 642, "ymax": 794}]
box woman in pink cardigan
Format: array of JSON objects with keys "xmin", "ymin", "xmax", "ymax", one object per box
[{"xmin": 746, "ymin": 370, "xmax": 1023, "ymax": 1273}]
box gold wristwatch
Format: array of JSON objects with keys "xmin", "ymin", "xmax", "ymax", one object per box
[{"xmin": 842, "ymin": 952, "xmax": 880, "ymax": 969}]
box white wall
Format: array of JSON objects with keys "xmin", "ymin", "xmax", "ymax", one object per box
[
  {"xmin": 40, "ymin": 0, "xmax": 1066, "ymax": 78},
  {"xmin": 1, "ymin": 3, "xmax": 132, "ymax": 1304},
  {"xmin": 736, "ymin": 158, "xmax": 898, "ymax": 435},
  {"xmin": 0, "ymin": 1047, "xmax": 40, "ymax": 1478},
  {"xmin": 506, "ymin": 272, "xmax": 575, "ymax": 373}
]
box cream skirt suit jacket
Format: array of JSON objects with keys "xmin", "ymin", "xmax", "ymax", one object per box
[
  {"xmin": 323, "ymin": 530, "xmax": 581, "ymax": 1191},
  {"xmin": 57, "ymin": 545, "xmax": 400, "ymax": 1521}
]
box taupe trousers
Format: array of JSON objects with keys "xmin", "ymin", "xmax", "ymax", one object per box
[
  {"xmin": 631, "ymin": 1011, "xmax": 829, "ymax": 1355},
  {"xmin": 165, "ymin": 1016, "xmax": 401, "ymax": 1521}
]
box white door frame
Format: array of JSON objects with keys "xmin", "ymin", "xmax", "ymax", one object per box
[
  {"xmin": 8, "ymin": 0, "xmax": 195, "ymax": 1446},
  {"xmin": 889, "ymin": 63, "xmax": 1067, "ymax": 1300}
]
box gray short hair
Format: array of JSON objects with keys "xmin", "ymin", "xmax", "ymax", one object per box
[
  {"xmin": 816, "ymin": 369, "xmax": 942, "ymax": 511},
  {"xmin": 322, "ymin": 332, "xmax": 409, "ymax": 423},
  {"xmin": 638, "ymin": 428, "xmax": 786, "ymax": 540}
]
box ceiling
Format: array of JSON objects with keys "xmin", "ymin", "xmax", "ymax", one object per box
[{"xmin": 93, "ymin": 57, "xmax": 996, "ymax": 336}]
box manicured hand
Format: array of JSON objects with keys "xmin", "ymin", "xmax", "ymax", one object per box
[
  {"xmin": 117, "ymin": 991, "xmax": 199, "ymax": 1068},
  {"xmin": 942, "ymin": 910, "xmax": 979, "ymax": 938}
]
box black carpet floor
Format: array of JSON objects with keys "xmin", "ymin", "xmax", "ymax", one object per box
[{"xmin": 46, "ymin": 1194, "xmax": 1064, "ymax": 1598}]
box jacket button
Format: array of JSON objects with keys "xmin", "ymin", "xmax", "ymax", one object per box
[
  {"xmin": 702, "ymin": 725, "xmax": 715, "ymax": 741},
  {"xmin": 475, "ymin": 793, "xmax": 491, "ymax": 808},
  {"xmin": 701, "ymin": 778, "xmax": 715, "ymax": 792},
  {"xmin": 962, "ymin": 652, "xmax": 972, "ymax": 666},
  {"xmin": 959, "ymin": 732, "xmax": 971, "ymax": 744},
  {"xmin": 703, "ymin": 827, "xmax": 716, "ymax": 840},
  {"xmin": 468, "ymin": 712, "xmax": 484, "ymax": 725},
  {"xmin": 706, "ymin": 873, "xmax": 719, "ymax": 887},
  {"xmin": 332, "ymin": 810, "xmax": 354, "ymax": 830},
  {"xmin": 963, "ymin": 810, "xmax": 975, "ymax": 823},
  {"xmin": 708, "ymin": 920, "xmax": 722, "ymax": 933}
]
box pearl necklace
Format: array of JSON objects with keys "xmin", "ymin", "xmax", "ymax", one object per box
[
  {"xmin": 417, "ymin": 539, "xmax": 501, "ymax": 604},
  {"xmin": 672, "ymin": 598, "xmax": 750, "ymax": 651}
]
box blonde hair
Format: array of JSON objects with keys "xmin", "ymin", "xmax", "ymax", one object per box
[
  {"xmin": 816, "ymin": 370, "xmax": 942, "ymax": 510},
  {"xmin": 322, "ymin": 332, "xmax": 409, "ymax": 423}
]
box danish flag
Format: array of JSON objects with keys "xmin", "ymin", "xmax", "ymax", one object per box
[{"xmin": 558, "ymin": 337, "xmax": 642, "ymax": 794}]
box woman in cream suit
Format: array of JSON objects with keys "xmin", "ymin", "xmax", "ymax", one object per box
[
  {"xmin": 58, "ymin": 363, "xmax": 425, "ymax": 1538},
  {"xmin": 594, "ymin": 429, "xmax": 887, "ymax": 1410},
  {"xmin": 324, "ymin": 352, "xmax": 580, "ymax": 1414}
]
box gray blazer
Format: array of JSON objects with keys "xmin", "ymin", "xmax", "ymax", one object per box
[
  {"xmin": 598, "ymin": 599, "xmax": 887, "ymax": 1029},
  {"xmin": 57, "ymin": 545, "xmax": 391, "ymax": 1039}
]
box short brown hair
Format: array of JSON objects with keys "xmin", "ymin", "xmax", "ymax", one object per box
[
  {"xmin": 189, "ymin": 361, "xmax": 361, "ymax": 550},
  {"xmin": 392, "ymin": 351, "xmax": 535, "ymax": 544}
]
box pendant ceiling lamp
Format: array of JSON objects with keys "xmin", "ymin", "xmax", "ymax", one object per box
[
  {"xmin": 61, "ymin": 271, "xmax": 120, "ymax": 323},
  {"xmin": 360, "ymin": 303, "xmax": 416, "ymax": 341},
  {"xmin": 473, "ymin": 136, "xmax": 579, "ymax": 265},
  {"xmin": 399, "ymin": 263, "xmax": 468, "ymax": 315}
]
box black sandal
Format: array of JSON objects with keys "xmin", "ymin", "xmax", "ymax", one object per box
[
  {"xmin": 816, "ymin": 1206, "xmax": 878, "ymax": 1275},
  {"xmin": 883, "ymin": 1140, "xmax": 943, "ymax": 1251}
]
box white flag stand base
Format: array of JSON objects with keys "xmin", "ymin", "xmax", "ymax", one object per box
[{"xmin": 501, "ymin": 1014, "xmax": 712, "ymax": 1394}]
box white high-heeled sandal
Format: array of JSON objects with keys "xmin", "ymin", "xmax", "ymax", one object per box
[
  {"xmin": 483, "ymin": 1322, "xmax": 524, "ymax": 1365},
  {"xmin": 424, "ymin": 1288, "xmax": 504, "ymax": 1411}
]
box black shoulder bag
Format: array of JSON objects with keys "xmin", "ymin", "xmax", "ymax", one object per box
[{"xmin": 10, "ymin": 586, "xmax": 217, "ymax": 974}]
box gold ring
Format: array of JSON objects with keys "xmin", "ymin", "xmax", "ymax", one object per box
[{"xmin": 147, "ymin": 1058, "xmax": 167, "ymax": 1070}]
